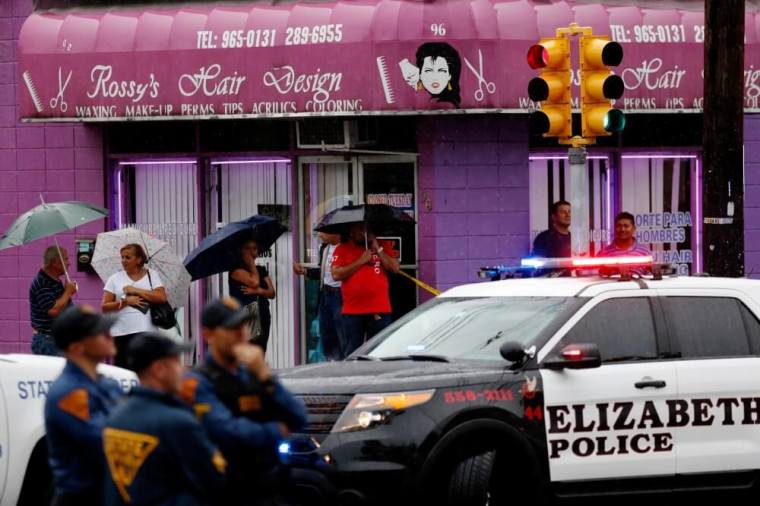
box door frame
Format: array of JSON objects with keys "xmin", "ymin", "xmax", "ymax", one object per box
[{"xmin": 296, "ymin": 154, "xmax": 418, "ymax": 363}]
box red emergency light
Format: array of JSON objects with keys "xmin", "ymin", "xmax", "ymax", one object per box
[
  {"xmin": 521, "ymin": 256, "xmax": 653, "ymax": 269},
  {"xmin": 571, "ymin": 255, "xmax": 654, "ymax": 267}
]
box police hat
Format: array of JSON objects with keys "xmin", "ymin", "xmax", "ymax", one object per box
[
  {"xmin": 201, "ymin": 298, "xmax": 251, "ymax": 329},
  {"xmin": 52, "ymin": 305, "xmax": 117, "ymax": 351},
  {"xmin": 126, "ymin": 332, "xmax": 194, "ymax": 373}
]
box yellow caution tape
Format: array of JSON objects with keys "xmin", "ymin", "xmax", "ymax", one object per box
[{"xmin": 397, "ymin": 270, "xmax": 441, "ymax": 296}]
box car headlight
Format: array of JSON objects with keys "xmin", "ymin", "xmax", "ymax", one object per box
[{"xmin": 331, "ymin": 389, "xmax": 436, "ymax": 433}]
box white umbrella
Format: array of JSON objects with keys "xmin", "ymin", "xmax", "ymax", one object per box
[{"xmin": 91, "ymin": 228, "xmax": 191, "ymax": 309}]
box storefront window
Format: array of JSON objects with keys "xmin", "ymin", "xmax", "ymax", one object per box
[
  {"xmin": 299, "ymin": 159, "xmax": 355, "ymax": 363},
  {"xmin": 208, "ymin": 158, "xmax": 297, "ymax": 369},
  {"xmin": 114, "ymin": 160, "xmax": 201, "ymax": 361},
  {"xmin": 620, "ymin": 155, "xmax": 701, "ymax": 275},
  {"xmin": 298, "ymin": 157, "xmax": 417, "ymax": 363},
  {"xmin": 529, "ymin": 155, "xmax": 612, "ymax": 256}
]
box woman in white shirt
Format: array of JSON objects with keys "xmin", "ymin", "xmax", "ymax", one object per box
[{"xmin": 101, "ymin": 243, "xmax": 167, "ymax": 368}]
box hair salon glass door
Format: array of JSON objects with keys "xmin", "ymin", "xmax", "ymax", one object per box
[{"xmin": 298, "ymin": 155, "xmax": 417, "ymax": 363}]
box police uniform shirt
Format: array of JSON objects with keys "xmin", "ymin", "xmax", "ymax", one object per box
[
  {"xmin": 180, "ymin": 354, "xmax": 307, "ymax": 500},
  {"xmin": 44, "ymin": 360, "xmax": 124, "ymax": 496},
  {"xmin": 103, "ymin": 386, "xmax": 226, "ymax": 506}
]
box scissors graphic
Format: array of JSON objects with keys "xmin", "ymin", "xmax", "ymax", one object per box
[
  {"xmin": 50, "ymin": 68, "xmax": 72, "ymax": 112},
  {"xmin": 463, "ymin": 49, "xmax": 496, "ymax": 102}
]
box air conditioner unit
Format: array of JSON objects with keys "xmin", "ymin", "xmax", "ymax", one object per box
[{"xmin": 296, "ymin": 119, "xmax": 378, "ymax": 149}]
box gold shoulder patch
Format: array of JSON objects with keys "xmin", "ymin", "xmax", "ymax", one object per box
[
  {"xmin": 238, "ymin": 395, "xmax": 261, "ymax": 412},
  {"xmin": 103, "ymin": 428, "xmax": 160, "ymax": 503},
  {"xmin": 179, "ymin": 378, "xmax": 199, "ymax": 404},
  {"xmin": 212, "ymin": 449, "xmax": 227, "ymax": 474},
  {"xmin": 58, "ymin": 388, "xmax": 90, "ymax": 421},
  {"xmin": 193, "ymin": 403, "xmax": 212, "ymax": 418}
]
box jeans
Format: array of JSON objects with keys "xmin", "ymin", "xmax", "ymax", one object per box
[
  {"xmin": 341, "ymin": 313, "xmax": 392, "ymax": 357},
  {"xmin": 318, "ymin": 290, "xmax": 345, "ymax": 361},
  {"xmin": 31, "ymin": 332, "xmax": 60, "ymax": 356}
]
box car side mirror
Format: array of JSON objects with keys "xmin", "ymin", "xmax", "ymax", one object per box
[
  {"xmin": 542, "ymin": 343, "xmax": 602, "ymax": 370},
  {"xmin": 500, "ymin": 341, "xmax": 529, "ymax": 363}
]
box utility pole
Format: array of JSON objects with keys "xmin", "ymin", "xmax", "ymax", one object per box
[{"xmin": 703, "ymin": 0, "xmax": 745, "ymax": 276}]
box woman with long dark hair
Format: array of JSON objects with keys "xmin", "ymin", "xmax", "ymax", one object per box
[
  {"xmin": 228, "ymin": 239, "xmax": 276, "ymax": 352},
  {"xmin": 414, "ymin": 42, "xmax": 462, "ymax": 108}
]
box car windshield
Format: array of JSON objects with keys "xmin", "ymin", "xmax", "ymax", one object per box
[{"xmin": 357, "ymin": 296, "xmax": 583, "ymax": 361}]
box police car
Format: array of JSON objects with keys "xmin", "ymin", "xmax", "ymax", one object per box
[
  {"xmin": 280, "ymin": 257, "xmax": 760, "ymax": 505},
  {"xmin": 0, "ymin": 354, "xmax": 137, "ymax": 506}
]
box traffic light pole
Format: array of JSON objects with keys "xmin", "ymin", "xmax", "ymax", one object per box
[
  {"xmin": 702, "ymin": 0, "xmax": 745, "ymax": 276},
  {"xmin": 528, "ymin": 24, "xmax": 625, "ymax": 258},
  {"xmin": 569, "ymin": 146, "xmax": 589, "ymax": 256}
]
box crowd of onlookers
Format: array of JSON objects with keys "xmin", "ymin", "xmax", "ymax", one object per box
[
  {"xmin": 30, "ymin": 220, "xmax": 401, "ymax": 364},
  {"xmin": 29, "ymin": 204, "xmax": 648, "ymax": 365}
]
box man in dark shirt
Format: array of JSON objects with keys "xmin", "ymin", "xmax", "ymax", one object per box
[
  {"xmin": 104, "ymin": 332, "xmax": 225, "ymax": 506},
  {"xmin": 29, "ymin": 246, "xmax": 77, "ymax": 355},
  {"xmin": 532, "ymin": 200, "xmax": 571, "ymax": 258}
]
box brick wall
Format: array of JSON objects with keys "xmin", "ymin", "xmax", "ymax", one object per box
[
  {"xmin": 0, "ymin": 0, "xmax": 105, "ymax": 351},
  {"xmin": 416, "ymin": 115, "xmax": 530, "ymax": 299},
  {"xmin": 744, "ymin": 114, "xmax": 760, "ymax": 277}
]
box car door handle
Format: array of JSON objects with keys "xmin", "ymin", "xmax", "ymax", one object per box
[{"xmin": 635, "ymin": 380, "xmax": 667, "ymax": 389}]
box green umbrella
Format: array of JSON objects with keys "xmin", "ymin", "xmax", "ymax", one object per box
[{"xmin": 0, "ymin": 196, "xmax": 109, "ymax": 281}]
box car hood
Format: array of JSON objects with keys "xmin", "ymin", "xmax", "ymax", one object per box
[{"xmin": 278, "ymin": 359, "xmax": 506, "ymax": 394}]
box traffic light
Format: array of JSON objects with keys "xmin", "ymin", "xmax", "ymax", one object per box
[
  {"xmin": 579, "ymin": 36, "xmax": 625, "ymax": 138},
  {"xmin": 527, "ymin": 37, "xmax": 571, "ymax": 138}
]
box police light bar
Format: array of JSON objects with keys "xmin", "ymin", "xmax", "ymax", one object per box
[{"xmin": 520, "ymin": 256, "xmax": 654, "ymax": 269}]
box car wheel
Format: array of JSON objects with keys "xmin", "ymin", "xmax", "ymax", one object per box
[
  {"xmin": 447, "ymin": 450, "xmax": 496, "ymax": 506},
  {"xmin": 17, "ymin": 440, "xmax": 53, "ymax": 506}
]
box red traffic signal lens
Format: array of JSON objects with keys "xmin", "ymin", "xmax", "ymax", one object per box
[
  {"xmin": 601, "ymin": 41, "xmax": 623, "ymax": 66},
  {"xmin": 603, "ymin": 75, "xmax": 624, "ymax": 100},
  {"xmin": 527, "ymin": 45, "xmax": 549, "ymax": 69},
  {"xmin": 528, "ymin": 77, "xmax": 549, "ymax": 101}
]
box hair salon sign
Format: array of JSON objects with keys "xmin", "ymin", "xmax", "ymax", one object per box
[{"xmin": 17, "ymin": 0, "xmax": 760, "ymax": 121}]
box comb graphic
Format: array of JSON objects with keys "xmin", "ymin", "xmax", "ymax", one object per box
[
  {"xmin": 376, "ymin": 56, "xmax": 396, "ymax": 104},
  {"xmin": 22, "ymin": 71, "xmax": 44, "ymax": 113}
]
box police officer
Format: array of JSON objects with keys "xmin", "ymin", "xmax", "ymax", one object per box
[
  {"xmin": 181, "ymin": 298, "xmax": 308, "ymax": 506},
  {"xmin": 44, "ymin": 305, "xmax": 122, "ymax": 506},
  {"xmin": 103, "ymin": 332, "xmax": 226, "ymax": 505}
]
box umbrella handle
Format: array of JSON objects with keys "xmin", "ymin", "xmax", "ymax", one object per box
[
  {"xmin": 40, "ymin": 194, "xmax": 71, "ymax": 284},
  {"xmin": 53, "ymin": 235, "xmax": 72, "ymax": 284}
]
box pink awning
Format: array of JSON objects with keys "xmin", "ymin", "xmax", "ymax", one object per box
[{"xmin": 17, "ymin": 0, "xmax": 760, "ymax": 121}]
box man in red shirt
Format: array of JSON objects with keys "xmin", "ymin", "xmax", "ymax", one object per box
[{"xmin": 332, "ymin": 222, "xmax": 400, "ymax": 356}]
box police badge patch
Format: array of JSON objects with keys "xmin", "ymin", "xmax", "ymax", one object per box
[{"xmin": 103, "ymin": 428, "xmax": 160, "ymax": 502}]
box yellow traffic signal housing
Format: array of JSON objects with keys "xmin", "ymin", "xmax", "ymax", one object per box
[
  {"xmin": 579, "ymin": 35, "xmax": 626, "ymax": 138},
  {"xmin": 527, "ymin": 37, "xmax": 571, "ymax": 138}
]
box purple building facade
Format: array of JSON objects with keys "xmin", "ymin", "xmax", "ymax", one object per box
[
  {"xmin": 0, "ymin": 0, "xmax": 105, "ymax": 354},
  {"xmin": 743, "ymin": 114, "xmax": 760, "ymax": 276},
  {"xmin": 0, "ymin": 0, "xmax": 758, "ymax": 366}
]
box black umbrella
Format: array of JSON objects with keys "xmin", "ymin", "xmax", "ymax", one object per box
[
  {"xmin": 314, "ymin": 204, "xmax": 415, "ymax": 235},
  {"xmin": 184, "ymin": 215, "xmax": 286, "ymax": 281}
]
